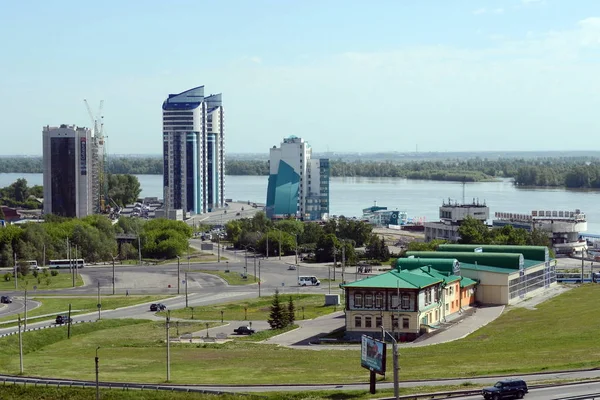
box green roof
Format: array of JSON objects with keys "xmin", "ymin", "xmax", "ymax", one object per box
[
  {"xmin": 341, "ymin": 268, "xmax": 441, "ymax": 289},
  {"xmin": 437, "ymin": 244, "xmax": 549, "ymax": 262},
  {"xmin": 459, "ymin": 276, "xmax": 478, "ymax": 288},
  {"xmin": 396, "ymin": 258, "xmax": 459, "ymax": 274},
  {"xmin": 458, "ymin": 259, "xmax": 541, "ymax": 274},
  {"xmin": 407, "ymin": 266, "xmax": 461, "ymax": 285},
  {"xmin": 404, "ymin": 251, "xmax": 525, "ymax": 269}
]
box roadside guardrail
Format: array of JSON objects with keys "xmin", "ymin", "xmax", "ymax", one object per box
[{"xmin": 0, "ymin": 320, "xmax": 95, "ymax": 338}]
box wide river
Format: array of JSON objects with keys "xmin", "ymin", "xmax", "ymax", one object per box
[{"xmin": 2, "ymin": 173, "xmax": 600, "ymax": 233}]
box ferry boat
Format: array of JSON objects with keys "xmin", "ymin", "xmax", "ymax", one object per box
[{"xmin": 362, "ymin": 202, "xmax": 408, "ymax": 227}]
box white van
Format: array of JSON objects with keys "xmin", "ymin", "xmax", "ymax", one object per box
[{"xmin": 298, "ymin": 276, "xmax": 320, "ymax": 286}]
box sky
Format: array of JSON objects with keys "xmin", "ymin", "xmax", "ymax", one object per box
[{"xmin": 1, "ymin": 0, "xmax": 599, "ymax": 155}]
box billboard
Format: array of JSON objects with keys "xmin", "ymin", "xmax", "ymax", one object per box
[
  {"xmin": 361, "ymin": 335, "xmax": 386, "ymax": 375},
  {"xmin": 80, "ymin": 137, "xmax": 87, "ymax": 176}
]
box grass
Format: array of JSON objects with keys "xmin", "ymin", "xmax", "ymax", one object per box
[
  {"xmin": 2, "ymin": 285, "xmax": 600, "ymax": 385},
  {"xmin": 190, "ymin": 269, "xmax": 257, "ymax": 285},
  {"xmin": 0, "ymin": 271, "xmax": 84, "ymax": 290},
  {"xmin": 0, "ymin": 295, "xmax": 172, "ymax": 325},
  {"xmin": 158, "ymin": 294, "xmax": 343, "ymax": 321}
]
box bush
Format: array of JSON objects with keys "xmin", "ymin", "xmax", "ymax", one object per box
[
  {"xmin": 3, "ymin": 272, "xmax": 11, "ymax": 282},
  {"xmin": 32, "ymin": 270, "xmax": 39, "ymax": 278},
  {"xmin": 50, "ymin": 270, "xmax": 59, "ymax": 276}
]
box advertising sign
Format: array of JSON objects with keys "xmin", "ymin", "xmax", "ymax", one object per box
[
  {"xmin": 80, "ymin": 137, "xmax": 87, "ymax": 175},
  {"xmin": 361, "ymin": 335, "xmax": 386, "ymax": 375}
]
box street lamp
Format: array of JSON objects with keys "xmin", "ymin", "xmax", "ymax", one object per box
[
  {"xmin": 112, "ymin": 256, "xmax": 116, "ymax": 295},
  {"xmin": 381, "ymin": 329, "xmax": 400, "ymax": 400},
  {"xmin": 176, "ymin": 256, "xmax": 181, "ymax": 294},
  {"xmin": 95, "ymin": 347, "xmax": 101, "ymax": 400},
  {"xmin": 258, "ymin": 260, "xmax": 262, "ymax": 297}
]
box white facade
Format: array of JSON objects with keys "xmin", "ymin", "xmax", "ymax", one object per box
[{"xmin": 42, "ymin": 125, "xmax": 94, "ymax": 218}]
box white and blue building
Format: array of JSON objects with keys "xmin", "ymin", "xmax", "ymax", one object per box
[
  {"xmin": 162, "ymin": 86, "xmax": 225, "ymax": 218},
  {"xmin": 266, "ymin": 136, "xmax": 329, "ymax": 221}
]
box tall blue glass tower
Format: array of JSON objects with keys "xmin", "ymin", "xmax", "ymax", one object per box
[{"xmin": 162, "ymin": 86, "xmax": 224, "ymax": 217}]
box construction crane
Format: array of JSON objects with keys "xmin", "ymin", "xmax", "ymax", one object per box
[{"xmin": 83, "ymin": 99, "xmax": 109, "ymax": 214}]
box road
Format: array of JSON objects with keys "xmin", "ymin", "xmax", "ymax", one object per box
[{"xmin": 451, "ymin": 381, "xmax": 600, "ymax": 399}]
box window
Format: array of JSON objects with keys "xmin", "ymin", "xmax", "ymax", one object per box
[
  {"xmin": 354, "ymin": 316, "xmax": 362, "ymax": 328},
  {"xmin": 364, "ymin": 294, "xmax": 373, "ymax": 308},
  {"xmin": 434, "ymin": 287, "xmax": 439, "ymax": 302},
  {"xmin": 365, "ymin": 317, "xmax": 372, "ymax": 328},
  {"xmin": 401, "ymin": 294, "xmax": 410, "ymax": 310},
  {"xmin": 375, "ymin": 293, "xmax": 383, "ymax": 308},
  {"xmin": 375, "ymin": 316, "xmax": 382, "ymax": 328},
  {"xmin": 354, "ymin": 294, "xmax": 363, "ymax": 308},
  {"xmin": 402, "ymin": 318, "xmax": 409, "ymax": 329},
  {"xmin": 390, "ymin": 294, "xmax": 399, "ymax": 309},
  {"xmin": 392, "ymin": 316, "xmax": 399, "ymax": 328},
  {"xmin": 445, "ymin": 303, "xmax": 449, "ymax": 311}
]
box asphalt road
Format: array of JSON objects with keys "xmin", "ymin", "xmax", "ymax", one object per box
[{"xmin": 452, "ymin": 380, "xmax": 600, "ymax": 399}]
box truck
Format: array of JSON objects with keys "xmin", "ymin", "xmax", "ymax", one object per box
[{"xmin": 233, "ymin": 326, "xmax": 255, "ymax": 335}]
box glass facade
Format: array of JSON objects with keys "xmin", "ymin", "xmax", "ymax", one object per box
[{"xmin": 50, "ymin": 137, "xmax": 76, "ymax": 217}]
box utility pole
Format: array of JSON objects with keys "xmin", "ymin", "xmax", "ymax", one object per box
[
  {"xmin": 14, "ymin": 252, "xmax": 17, "ymax": 290},
  {"xmin": 266, "ymin": 232, "xmax": 269, "ymax": 259},
  {"xmin": 112, "ymin": 257, "xmax": 115, "ymax": 295},
  {"xmin": 244, "ymin": 248, "xmax": 248, "ymax": 276},
  {"xmin": 217, "ymin": 235, "xmax": 221, "ymax": 263},
  {"xmin": 582, "ymin": 249, "xmax": 585, "ymax": 283},
  {"xmin": 75, "ymin": 244, "xmax": 78, "ymax": 284},
  {"xmin": 95, "ymin": 347, "xmax": 100, "ymax": 400},
  {"xmin": 24, "ymin": 289, "xmax": 27, "ymax": 330},
  {"xmin": 382, "ymin": 329, "xmax": 400, "ymax": 400},
  {"xmin": 18, "ymin": 315, "xmax": 23, "ymax": 374},
  {"xmin": 342, "ymin": 244, "xmax": 346, "ymax": 284},
  {"xmin": 138, "ymin": 235, "xmax": 142, "ymax": 265},
  {"xmin": 97, "ymin": 281, "xmax": 101, "ymax": 320},
  {"xmin": 333, "ymin": 249, "xmax": 336, "ymax": 280},
  {"xmin": 166, "ymin": 310, "xmax": 171, "ymax": 382},
  {"xmin": 185, "ymin": 272, "xmax": 189, "ymax": 308},
  {"xmin": 177, "ymin": 256, "xmax": 181, "ymax": 295},
  {"xmin": 278, "ymin": 230, "xmax": 282, "ymax": 260},
  {"xmin": 43, "ymin": 244, "xmax": 46, "ymax": 268},
  {"xmin": 295, "ymin": 235, "xmax": 298, "ymax": 265},
  {"xmin": 68, "ymin": 303, "xmax": 72, "ymax": 339},
  {"xmin": 187, "ymin": 247, "xmax": 190, "ymax": 272},
  {"xmin": 258, "ymin": 260, "xmax": 261, "ymax": 297},
  {"xmin": 253, "ymin": 255, "xmax": 257, "ymax": 282},
  {"xmin": 328, "ymin": 265, "xmax": 331, "ymax": 294}
]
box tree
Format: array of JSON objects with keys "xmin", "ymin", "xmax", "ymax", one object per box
[
  {"xmin": 107, "ymin": 174, "xmax": 142, "ymax": 207},
  {"xmin": 286, "ymin": 296, "xmax": 296, "ymax": 326},
  {"xmin": 0, "ymin": 205, "xmax": 4, "ymax": 220},
  {"xmin": 315, "ymin": 234, "xmax": 340, "ymax": 263},
  {"xmin": 267, "ymin": 289, "xmax": 286, "ymax": 329},
  {"xmin": 457, "ymin": 216, "xmax": 490, "ymax": 244}
]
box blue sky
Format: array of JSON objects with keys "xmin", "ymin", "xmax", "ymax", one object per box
[{"xmin": 1, "ymin": 0, "xmax": 599, "ymax": 155}]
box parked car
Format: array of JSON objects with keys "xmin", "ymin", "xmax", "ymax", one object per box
[
  {"xmin": 233, "ymin": 326, "xmax": 255, "ymax": 335},
  {"xmin": 482, "ymin": 379, "xmax": 528, "ymax": 399},
  {"xmin": 55, "ymin": 315, "xmax": 72, "ymax": 325},
  {"xmin": 0, "ymin": 295, "xmax": 13, "ymax": 304},
  {"xmin": 150, "ymin": 303, "xmax": 167, "ymax": 312}
]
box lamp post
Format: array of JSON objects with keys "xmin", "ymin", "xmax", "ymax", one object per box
[
  {"xmin": 112, "ymin": 256, "xmax": 116, "ymax": 295},
  {"xmin": 295, "ymin": 234, "xmax": 299, "ymax": 265},
  {"xmin": 166, "ymin": 310, "xmax": 171, "ymax": 382},
  {"xmin": 258, "ymin": 260, "xmax": 262, "ymax": 297},
  {"xmin": 253, "ymin": 254, "xmax": 257, "ymax": 282},
  {"xmin": 382, "ymin": 329, "xmax": 400, "ymax": 400},
  {"xmin": 185, "ymin": 272, "xmax": 189, "ymax": 308},
  {"xmin": 95, "ymin": 346, "xmax": 101, "ymax": 400},
  {"xmin": 176, "ymin": 256, "xmax": 181, "ymax": 294}
]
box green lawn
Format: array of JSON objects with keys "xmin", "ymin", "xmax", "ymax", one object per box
[
  {"xmin": 0, "ymin": 271, "xmax": 84, "ymax": 291},
  {"xmin": 2, "ymin": 285, "xmax": 600, "ymax": 385},
  {"xmin": 0, "ymin": 295, "xmax": 172, "ymax": 325},
  {"xmin": 190, "ymin": 269, "xmax": 257, "ymax": 285},
  {"xmin": 159, "ymin": 294, "xmax": 343, "ymax": 321}
]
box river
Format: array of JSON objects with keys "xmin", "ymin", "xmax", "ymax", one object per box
[{"xmin": 2, "ymin": 173, "xmax": 600, "ymax": 233}]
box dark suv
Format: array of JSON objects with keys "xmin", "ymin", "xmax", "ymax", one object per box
[
  {"xmin": 150, "ymin": 303, "xmax": 167, "ymax": 312},
  {"xmin": 55, "ymin": 315, "xmax": 72, "ymax": 325},
  {"xmin": 0, "ymin": 295, "xmax": 12, "ymax": 304},
  {"xmin": 482, "ymin": 379, "xmax": 528, "ymax": 399}
]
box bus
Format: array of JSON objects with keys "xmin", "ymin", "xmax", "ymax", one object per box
[
  {"xmin": 48, "ymin": 259, "xmax": 85, "ymax": 269},
  {"xmin": 555, "ymin": 272, "xmax": 597, "ymax": 283}
]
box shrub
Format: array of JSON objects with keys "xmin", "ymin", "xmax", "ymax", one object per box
[
  {"xmin": 50, "ymin": 270, "xmax": 59, "ymax": 277},
  {"xmin": 32, "ymin": 270, "xmax": 39, "ymax": 278},
  {"xmin": 3, "ymin": 273, "xmax": 11, "ymax": 282}
]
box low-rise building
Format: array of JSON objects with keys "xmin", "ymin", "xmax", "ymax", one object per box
[
  {"xmin": 424, "ymin": 200, "xmax": 489, "ymax": 242},
  {"xmin": 341, "ymin": 258, "xmax": 477, "ymax": 342}
]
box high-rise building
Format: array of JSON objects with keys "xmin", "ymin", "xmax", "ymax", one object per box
[
  {"xmin": 162, "ymin": 86, "xmax": 225, "ymax": 218},
  {"xmin": 266, "ymin": 136, "xmax": 329, "ymax": 221},
  {"xmin": 43, "ymin": 124, "xmax": 96, "ymax": 218}
]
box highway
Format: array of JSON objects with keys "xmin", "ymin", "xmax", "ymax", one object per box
[{"xmin": 451, "ymin": 381, "xmax": 600, "ymax": 399}]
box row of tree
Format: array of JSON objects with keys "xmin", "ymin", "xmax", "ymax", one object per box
[
  {"xmin": 457, "ymin": 216, "xmax": 551, "ymax": 247},
  {"xmin": 224, "ymin": 212, "xmax": 391, "ymax": 264},
  {"xmin": 0, "ymin": 215, "xmax": 192, "ymax": 267},
  {"xmin": 4, "ymin": 156, "xmax": 600, "ymax": 186}
]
